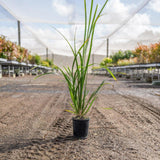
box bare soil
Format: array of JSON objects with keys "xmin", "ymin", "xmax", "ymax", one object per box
[{"xmin": 0, "ymin": 74, "xmax": 160, "ymax": 160}]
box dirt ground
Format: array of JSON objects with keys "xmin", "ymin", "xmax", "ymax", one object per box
[{"xmin": 0, "ymin": 74, "xmax": 159, "ymax": 160}]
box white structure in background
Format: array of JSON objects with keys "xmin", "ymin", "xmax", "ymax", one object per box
[
  {"xmin": 0, "ymin": 58, "xmax": 52, "ymax": 78},
  {"xmin": 0, "ymin": 58, "xmax": 7, "ymax": 78},
  {"xmin": 0, "ymin": 64, "xmax": 2, "ymax": 78}
]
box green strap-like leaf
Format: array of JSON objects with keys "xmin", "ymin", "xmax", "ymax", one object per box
[
  {"xmin": 65, "ymin": 110, "xmax": 76, "ymax": 114},
  {"xmin": 82, "ymin": 80, "xmax": 105, "ymax": 115},
  {"xmin": 83, "ymin": 96, "xmax": 97, "ymax": 116},
  {"xmin": 51, "ymin": 26, "xmax": 75, "ymax": 56},
  {"xmin": 103, "ymin": 66, "xmax": 117, "ymax": 81}
]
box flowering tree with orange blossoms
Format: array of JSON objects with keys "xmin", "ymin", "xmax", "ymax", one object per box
[
  {"xmin": 0, "ymin": 35, "xmax": 30, "ymax": 62},
  {"xmin": 134, "ymin": 44, "xmax": 149, "ymax": 63},
  {"xmin": 150, "ymin": 42, "xmax": 160, "ymax": 63},
  {"xmin": 0, "ymin": 36, "xmax": 55, "ymax": 68},
  {"xmin": 133, "ymin": 42, "xmax": 160, "ymax": 64},
  {"xmin": 109, "ymin": 42, "xmax": 160, "ymax": 66}
]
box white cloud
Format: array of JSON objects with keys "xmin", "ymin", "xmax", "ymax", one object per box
[
  {"xmin": 138, "ymin": 30, "xmax": 160, "ymax": 40},
  {"xmin": 100, "ymin": 0, "xmax": 136, "ymax": 24},
  {"xmin": 52, "ymin": 0, "xmax": 74, "ymax": 17},
  {"xmin": 149, "ymin": 0, "xmax": 160, "ymax": 13},
  {"xmin": 91, "ymin": 0, "xmax": 152, "ymax": 53},
  {"xmin": 116, "ymin": 13, "xmax": 151, "ymax": 39},
  {"xmin": 95, "ymin": 0, "xmax": 138, "ymax": 39},
  {"xmin": 106, "ymin": 0, "xmax": 129, "ymax": 14},
  {"xmin": 109, "ymin": 13, "xmax": 152, "ymax": 52},
  {"xmin": 0, "ymin": 26, "xmax": 17, "ymax": 38},
  {"xmin": 90, "ymin": 0, "xmax": 160, "ymax": 54}
]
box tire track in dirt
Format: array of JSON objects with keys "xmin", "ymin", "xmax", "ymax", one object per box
[
  {"xmin": 1, "ymin": 93, "xmax": 159, "ymax": 160},
  {"xmin": 6, "ymin": 101, "xmax": 73, "ymax": 160},
  {"xmin": 0, "ymin": 100, "xmax": 121, "ymax": 159},
  {"xmin": 89, "ymin": 106, "xmax": 139, "ymax": 160},
  {"xmin": 113, "ymin": 92, "xmax": 160, "ymax": 140},
  {"xmin": 116, "ymin": 94, "xmax": 160, "ymax": 153},
  {"xmin": 120, "ymin": 94, "xmax": 160, "ymax": 120},
  {"xmin": 0, "ymin": 93, "xmax": 52, "ymax": 140},
  {"xmin": 28, "ymin": 93, "xmax": 65, "ymax": 138},
  {"xmin": 0, "ymin": 75, "xmax": 160, "ymax": 159},
  {"xmin": 96, "ymin": 91, "xmax": 160, "ymax": 160}
]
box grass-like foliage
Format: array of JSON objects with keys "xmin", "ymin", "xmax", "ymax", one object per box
[{"xmin": 56, "ymin": 0, "xmax": 110, "ymax": 118}]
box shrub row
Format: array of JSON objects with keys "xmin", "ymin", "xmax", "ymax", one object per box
[
  {"xmin": 0, "ymin": 35, "xmax": 56, "ymax": 68},
  {"xmin": 100, "ymin": 42, "xmax": 160, "ymax": 67}
]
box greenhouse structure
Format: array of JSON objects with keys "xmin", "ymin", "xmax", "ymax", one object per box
[
  {"xmin": 0, "ymin": 58, "xmax": 52, "ymax": 78},
  {"xmin": 92, "ymin": 63, "xmax": 160, "ymax": 82},
  {"xmin": 0, "ymin": 0, "xmax": 160, "ymax": 159},
  {"xmin": 0, "ymin": 0, "xmax": 160, "ymax": 81}
]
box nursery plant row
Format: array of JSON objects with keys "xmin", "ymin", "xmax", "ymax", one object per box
[{"xmin": 0, "ymin": 35, "xmax": 56, "ymax": 69}]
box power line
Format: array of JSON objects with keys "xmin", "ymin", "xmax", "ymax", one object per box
[
  {"xmin": 1, "ymin": 18, "xmax": 160, "ymax": 26},
  {"xmin": 93, "ymin": 0, "xmax": 152, "ymax": 53},
  {"xmin": 107, "ymin": 0, "xmax": 152, "ymax": 38}
]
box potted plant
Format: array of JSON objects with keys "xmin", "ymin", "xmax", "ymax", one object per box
[
  {"xmin": 15, "ymin": 68, "xmax": 20, "ymax": 77},
  {"xmin": 37, "ymin": 0, "xmax": 115, "ymax": 139},
  {"xmin": 53, "ymin": 0, "xmax": 117, "ymax": 139}
]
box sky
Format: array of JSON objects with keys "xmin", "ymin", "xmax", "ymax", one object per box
[{"xmin": 0, "ymin": 0, "xmax": 160, "ymax": 56}]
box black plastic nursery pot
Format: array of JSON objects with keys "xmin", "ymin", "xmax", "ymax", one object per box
[{"xmin": 72, "ymin": 117, "xmax": 89, "ymax": 139}]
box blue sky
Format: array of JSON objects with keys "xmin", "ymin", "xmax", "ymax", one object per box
[{"xmin": 0, "ymin": 0, "xmax": 160, "ymax": 56}]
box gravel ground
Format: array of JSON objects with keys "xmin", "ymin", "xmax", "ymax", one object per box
[{"xmin": 0, "ymin": 74, "xmax": 159, "ymax": 160}]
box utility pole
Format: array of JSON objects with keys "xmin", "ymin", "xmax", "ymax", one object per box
[
  {"xmin": 46, "ymin": 48, "xmax": 48, "ymax": 60},
  {"xmin": 52, "ymin": 53, "xmax": 54, "ymax": 62},
  {"xmin": 17, "ymin": 20, "xmax": 21, "ymax": 46},
  {"xmin": 106, "ymin": 38, "xmax": 109, "ymax": 58}
]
